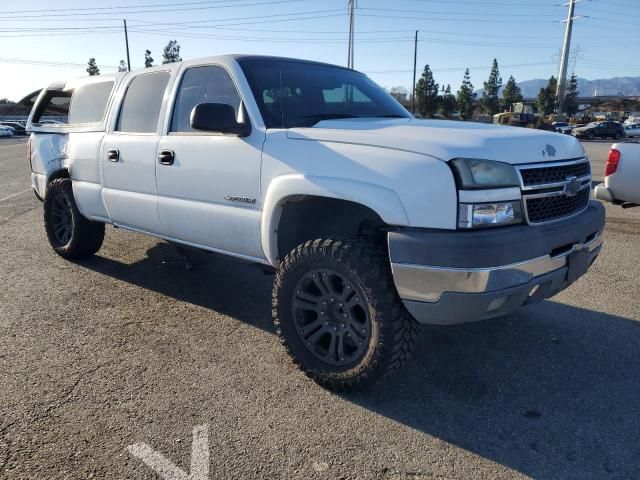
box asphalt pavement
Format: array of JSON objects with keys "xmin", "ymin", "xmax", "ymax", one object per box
[{"xmin": 1, "ymin": 137, "xmax": 639, "ymax": 479}]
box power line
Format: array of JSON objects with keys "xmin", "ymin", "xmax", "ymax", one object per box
[
  {"xmin": 0, "ymin": 0, "xmax": 277, "ymax": 15},
  {"xmin": 358, "ymin": 7, "xmax": 557, "ymax": 18},
  {"xmin": 0, "ymin": 0, "xmax": 313, "ymax": 19}
]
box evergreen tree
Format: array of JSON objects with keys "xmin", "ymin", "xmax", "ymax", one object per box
[
  {"xmin": 415, "ymin": 64, "xmax": 439, "ymax": 118},
  {"xmin": 456, "ymin": 68, "xmax": 475, "ymax": 120},
  {"xmin": 86, "ymin": 58, "xmax": 100, "ymax": 76},
  {"xmin": 118, "ymin": 60, "xmax": 127, "ymax": 72},
  {"xmin": 439, "ymin": 84, "xmax": 457, "ymax": 118},
  {"xmin": 162, "ymin": 41, "xmax": 182, "ymax": 64},
  {"xmin": 502, "ymin": 75, "xmax": 522, "ymax": 110},
  {"xmin": 564, "ymin": 74, "xmax": 580, "ymax": 116},
  {"xmin": 536, "ymin": 76, "xmax": 558, "ymax": 115},
  {"xmin": 482, "ymin": 58, "xmax": 502, "ymax": 115},
  {"xmin": 144, "ymin": 49, "xmax": 154, "ymax": 68}
]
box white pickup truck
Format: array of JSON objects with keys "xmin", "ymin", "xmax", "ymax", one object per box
[
  {"xmin": 26, "ymin": 55, "xmax": 604, "ymax": 391},
  {"xmin": 595, "ymin": 141, "xmax": 640, "ymax": 207}
]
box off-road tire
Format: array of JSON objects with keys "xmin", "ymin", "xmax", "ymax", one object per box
[
  {"xmin": 273, "ymin": 238, "xmax": 420, "ymax": 392},
  {"xmin": 44, "ymin": 178, "xmax": 105, "ymax": 259}
]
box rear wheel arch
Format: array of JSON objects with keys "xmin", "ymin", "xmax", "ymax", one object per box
[{"xmin": 45, "ymin": 169, "xmax": 70, "ymax": 197}]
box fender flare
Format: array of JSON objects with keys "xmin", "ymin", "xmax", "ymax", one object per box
[{"xmin": 261, "ymin": 174, "xmax": 409, "ymax": 266}]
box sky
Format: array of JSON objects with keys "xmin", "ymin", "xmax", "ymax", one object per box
[{"xmin": 1, "ymin": 0, "xmax": 638, "ymax": 102}]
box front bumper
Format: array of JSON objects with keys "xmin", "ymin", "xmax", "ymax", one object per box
[{"xmin": 389, "ymin": 201, "xmax": 605, "ymax": 325}]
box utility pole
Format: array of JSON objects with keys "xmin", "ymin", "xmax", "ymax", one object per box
[
  {"xmin": 411, "ymin": 30, "xmax": 418, "ymax": 114},
  {"xmin": 123, "ymin": 19, "xmax": 131, "ymax": 72},
  {"xmin": 347, "ymin": 0, "xmax": 355, "ymax": 69},
  {"xmin": 556, "ymin": 0, "xmax": 577, "ymax": 117}
]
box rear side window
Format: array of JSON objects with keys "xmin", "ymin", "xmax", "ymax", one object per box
[
  {"xmin": 170, "ymin": 65, "xmax": 241, "ymax": 133},
  {"xmin": 32, "ymin": 90, "xmax": 71, "ymax": 124},
  {"xmin": 68, "ymin": 81, "xmax": 114, "ymax": 124},
  {"xmin": 116, "ymin": 72, "xmax": 170, "ymax": 133}
]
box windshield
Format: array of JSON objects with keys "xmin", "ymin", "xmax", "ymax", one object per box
[
  {"xmin": 238, "ymin": 58, "xmax": 411, "ymax": 128},
  {"xmin": 586, "ymin": 122, "xmax": 599, "ymax": 128}
]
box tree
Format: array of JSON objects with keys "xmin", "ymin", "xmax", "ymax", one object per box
[
  {"xmin": 415, "ymin": 64, "xmax": 439, "ymax": 118},
  {"xmin": 144, "ymin": 49, "xmax": 154, "ymax": 68},
  {"xmin": 482, "ymin": 58, "xmax": 502, "ymax": 115},
  {"xmin": 86, "ymin": 58, "xmax": 100, "ymax": 76},
  {"xmin": 536, "ymin": 76, "xmax": 558, "ymax": 115},
  {"xmin": 502, "ymin": 75, "xmax": 522, "ymax": 110},
  {"xmin": 162, "ymin": 40, "xmax": 182, "ymax": 64},
  {"xmin": 0, "ymin": 98, "xmax": 13, "ymax": 104},
  {"xmin": 118, "ymin": 60, "xmax": 127, "ymax": 72},
  {"xmin": 564, "ymin": 74, "xmax": 580, "ymax": 116},
  {"xmin": 389, "ymin": 86, "xmax": 409, "ymax": 104},
  {"xmin": 456, "ymin": 68, "xmax": 475, "ymax": 119},
  {"xmin": 439, "ymin": 84, "xmax": 457, "ymax": 118}
]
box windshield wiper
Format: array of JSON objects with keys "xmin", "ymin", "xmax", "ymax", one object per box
[{"xmin": 298, "ymin": 113, "xmax": 359, "ymax": 127}]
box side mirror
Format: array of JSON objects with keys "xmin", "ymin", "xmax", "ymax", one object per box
[{"xmin": 189, "ymin": 102, "xmax": 251, "ymax": 136}]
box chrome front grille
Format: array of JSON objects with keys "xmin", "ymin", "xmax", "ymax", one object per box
[{"xmin": 517, "ymin": 159, "xmax": 591, "ymax": 225}]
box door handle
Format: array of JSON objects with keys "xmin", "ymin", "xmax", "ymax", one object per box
[
  {"xmin": 107, "ymin": 149, "xmax": 119, "ymax": 162},
  {"xmin": 158, "ymin": 150, "xmax": 175, "ymax": 165}
]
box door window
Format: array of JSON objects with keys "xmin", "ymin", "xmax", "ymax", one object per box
[
  {"xmin": 170, "ymin": 65, "xmax": 242, "ymax": 133},
  {"xmin": 116, "ymin": 72, "xmax": 170, "ymax": 133}
]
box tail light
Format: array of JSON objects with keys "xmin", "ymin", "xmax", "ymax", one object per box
[{"xmin": 605, "ymin": 148, "xmax": 620, "ymax": 177}]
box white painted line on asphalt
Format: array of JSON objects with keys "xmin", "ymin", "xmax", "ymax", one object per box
[
  {"xmin": 127, "ymin": 424, "xmax": 210, "ymax": 480},
  {"xmin": 0, "ymin": 188, "xmax": 31, "ymax": 203}
]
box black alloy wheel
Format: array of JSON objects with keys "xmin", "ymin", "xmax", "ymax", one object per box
[{"xmin": 292, "ymin": 268, "xmax": 371, "ymax": 367}]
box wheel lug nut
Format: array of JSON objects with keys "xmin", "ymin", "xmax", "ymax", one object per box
[
  {"xmin": 312, "ymin": 273, "xmax": 317, "ymax": 278},
  {"xmin": 346, "ymin": 285, "xmax": 351, "ymax": 290},
  {"xmin": 297, "ymin": 290, "xmax": 301, "ymax": 294},
  {"xmin": 340, "ymin": 357, "xmax": 345, "ymax": 361},
  {"xmin": 324, "ymin": 321, "xmax": 329, "ymax": 326},
  {"xmin": 355, "ymin": 297, "xmax": 359, "ymax": 302},
  {"xmin": 307, "ymin": 342, "xmax": 311, "ymax": 346},
  {"xmin": 321, "ymin": 311, "xmax": 326, "ymax": 315},
  {"xmin": 358, "ymin": 342, "xmax": 363, "ymax": 346},
  {"xmin": 322, "ymin": 272, "xmax": 327, "ymax": 277},
  {"xmin": 361, "ymin": 329, "xmax": 366, "ymax": 333}
]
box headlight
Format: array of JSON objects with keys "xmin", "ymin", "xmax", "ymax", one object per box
[
  {"xmin": 458, "ymin": 201, "xmax": 523, "ymax": 229},
  {"xmin": 450, "ymin": 158, "xmax": 520, "ymax": 189}
]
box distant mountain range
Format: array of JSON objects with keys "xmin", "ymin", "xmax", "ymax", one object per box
[{"xmin": 476, "ymin": 76, "xmax": 640, "ymax": 98}]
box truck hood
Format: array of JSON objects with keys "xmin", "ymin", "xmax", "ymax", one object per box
[{"xmin": 287, "ymin": 118, "xmax": 586, "ymax": 165}]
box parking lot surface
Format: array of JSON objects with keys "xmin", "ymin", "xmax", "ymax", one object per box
[{"xmin": 1, "ymin": 137, "xmax": 639, "ymax": 479}]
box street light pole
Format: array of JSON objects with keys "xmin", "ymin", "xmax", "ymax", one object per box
[
  {"xmin": 556, "ymin": 0, "xmax": 576, "ymax": 116},
  {"xmin": 411, "ymin": 30, "xmax": 418, "ymax": 114},
  {"xmin": 123, "ymin": 19, "xmax": 131, "ymax": 72},
  {"xmin": 347, "ymin": 0, "xmax": 355, "ymax": 69}
]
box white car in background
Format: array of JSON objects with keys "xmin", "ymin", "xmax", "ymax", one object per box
[
  {"xmin": 595, "ymin": 142, "xmax": 640, "ymax": 207},
  {"xmin": 624, "ymin": 124, "xmax": 640, "ymax": 138},
  {"xmin": 0, "ymin": 125, "xmax": 15, "ymax": 137}
]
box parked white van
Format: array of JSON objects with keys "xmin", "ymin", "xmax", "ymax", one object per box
[{"xmin": 26, "ymin": 55, "xmax": 604, "ymax": 391}]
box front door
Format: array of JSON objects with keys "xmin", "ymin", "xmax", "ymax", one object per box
[
  {"xmin": 101, "ymin": 70, "xmax": 171, "ymax": 234},
  {"xmin": 156, "ymin": 64, "xmax": 264, "ymax": 260}
]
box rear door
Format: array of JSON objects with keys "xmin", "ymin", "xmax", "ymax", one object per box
[
  {"xmin": 155, "ymin": 63, "xmax": 265, "ymax": 259},
  {"xmin": 101, "ymin": 70, "xmax": 171, "ymax": 233}
]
